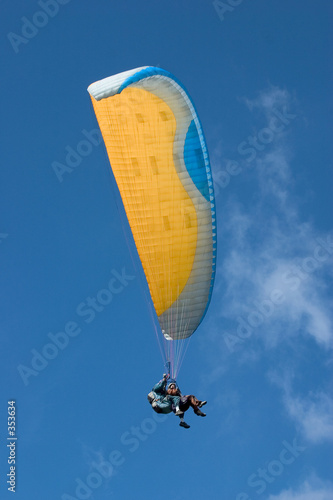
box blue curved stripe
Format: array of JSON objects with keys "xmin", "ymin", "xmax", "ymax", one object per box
[{"xmin": 184, "ymin": 120, "xmax": 209, "ymax": 202}]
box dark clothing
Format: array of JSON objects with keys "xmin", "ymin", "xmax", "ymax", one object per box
[{"xmin": 172, "ymin": 394, "xmax": 202, "ymax": 414}]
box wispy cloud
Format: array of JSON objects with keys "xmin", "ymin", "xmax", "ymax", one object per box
[
  {"xmin": 268, "ymin": 368, "xmax": 333, "ymax": 444},
  {"xmin": 212, "ymin": 84, "xmax": 333, "ymax": 353},
  {"xmin": 267, "ymin": 476, "xmax": 333, "ymax": 500},
  {"xmin": 243, "ymin": 86, "xmax": 292, "ymax": 114},
  {"xmin": 285, "ymin": 391, "xmax": 333, "ymax": 443}
]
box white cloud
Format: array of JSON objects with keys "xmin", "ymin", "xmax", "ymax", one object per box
[
  {"xmin": 268, "ymin": 369, "xmax": 333, "ymax": 444},
  {"xmin": 266, "ymin": 477, "xmax": 333, "ymax": 500},
  {"xmin": 213, "ymin": 85, "xmax": 333, "ymax": 351},
  {"xmin": 244, "ymin": 86, "xmax": 291, "ymax": 115},
  {"xmin": 285, "ymin": 391, "xmax": 333, "ymax": 443}
]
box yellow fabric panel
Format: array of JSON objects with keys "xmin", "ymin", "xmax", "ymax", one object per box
[{"xmin": 91, "ymin": 87, "xmax": 198, "ymax": 316}]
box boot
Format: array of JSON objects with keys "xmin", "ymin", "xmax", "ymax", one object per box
[
  {"xmin": 194, "ymin": 408, "xmax": 206, "ymax": 417},
  {"xmin": 180, "ymin": 421, "xmax": 190, "ymax": 429}
]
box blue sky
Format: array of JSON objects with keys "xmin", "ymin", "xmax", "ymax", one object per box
[{"xmin": 1, "ymin": 1, "xmax": 332, "ymax": 499}]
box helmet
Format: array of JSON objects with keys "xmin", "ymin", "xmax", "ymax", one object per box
[{"xmin": 166, "ymin": 379, "xmax": 178, "ymax": 391}]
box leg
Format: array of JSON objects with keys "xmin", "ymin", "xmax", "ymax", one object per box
[
  {"xmin": 169, "ymin": 395, "xmax": 184, "ymax": 415},
  {"xmin": 186, "ymin": 395, "xmax": 206, "ymax": 416},
  {"xmin": 179, "ymin": 416, "xmax": 190, "ymax": 429},
  {"xmin": 152, "ymin": 400, "xmax": 172, "ymax": 414}
]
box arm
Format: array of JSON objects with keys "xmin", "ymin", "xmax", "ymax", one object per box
[{"xmin": 152, "ymin": 375, "xmax": 168, "ymax": 394}]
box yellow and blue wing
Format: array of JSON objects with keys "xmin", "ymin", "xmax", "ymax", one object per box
[{"xmin": 88, "ymin": 67, "xmax": 216, "ymax": 340}]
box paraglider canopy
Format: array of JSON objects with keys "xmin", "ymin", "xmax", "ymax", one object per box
[{"xmin": 88, "ymin": 66, "xmax": 216, "ymax": 377}]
